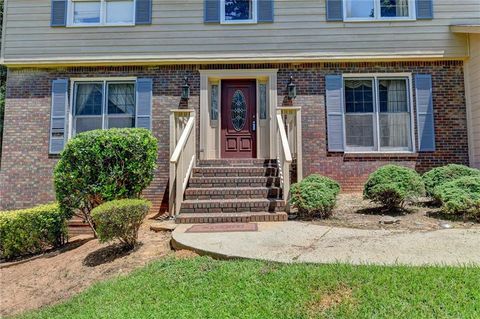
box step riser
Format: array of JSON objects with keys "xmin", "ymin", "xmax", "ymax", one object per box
[
  {"xmin": 180, "ymin": 203, "xmax": 285, "ymax": 214},
  {"xmin": 189, "ymin": 178, "xmax": 280, "ymax": 188},
  {"xmin": 176, "ymin": 212, "xmax": 288, "ymax": 224},
  {"xmin": 198, "ymin": 160, "xmax": 278, "ymax": 168},
  {"xmin": 184, "ymin": 189, "xmax": 281, "ymax": 200},
  {"xmin": 192, "ymin": 167, "xmax": 278, "ymax": 178}
]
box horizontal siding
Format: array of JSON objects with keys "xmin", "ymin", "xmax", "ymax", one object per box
[
  {"xmin": 3, "ymin": 0, "xmax": 480, "ymax": 63},
  {"xmin": 467, "ymin": 34, "xmax": 480, "ymax": 168}
]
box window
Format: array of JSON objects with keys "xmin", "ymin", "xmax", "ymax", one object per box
[
  {"xmin": 343, "ymin": 76, "xmax": 413, "ymax": 152},
  {"xmin": 69, "ymin": 0, "xmax": 134, "ymax": 26},
  {"xmin": 344, "ymin": 0, "xmax": 414, "ymax": 21},
  {"xmin": 221, "ymin": 0, "xmax": 257, "ymax": 24},
  {"xmin": 73, "ymin": 80, "xmax": 136, "ymax": 134}
]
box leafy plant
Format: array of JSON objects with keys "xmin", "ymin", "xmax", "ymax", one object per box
[
  {"xmin": 91, "ymin": 199, "xmax": 151, "ymax": 249},
  {"xmin": 0, "ymin": 203, "xmax": 67, "ymax": 260},
  {"xmin": 290, "ymin": 175, "xmax": 340, "ymax": 219},
  {"xmin": 433, "ymin": 176, "xmax": 480, "ymax": 220},
  {"xmin": 54, "ymin": 128, "xmax": 158, "ymax": 236},
  {"xmin": 422, "ymin": 164, "xmax": 480, "ymax": 200},
  {"xmin": 363, "ymin": 165, "xmax": 425, "ymax": 210}
]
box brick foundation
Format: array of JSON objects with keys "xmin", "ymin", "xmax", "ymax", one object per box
[{"xmin": 0, "ymin": 61, "xmax": 469, "ymax": 210}]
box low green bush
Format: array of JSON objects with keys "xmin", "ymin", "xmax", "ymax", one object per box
[
  {"xmin": 91, "ymin": 199, "xmax": 151, "ymax": 249},
  {"xmin": 422, "ymin": 164, "xmax": 480, "ymax": 199},
  {"xmin": 363, "ymin": 165, "xmax": 425, "ymax": 210},
  {"xmin": 433, "ymin": 176, "xmax": 480, "ymax": 219},
  {"xmin": 0, "ymin": 203, "xmax": 67, "ymax": 260},
  {"xmin": 54, "ymin": 128, "xmax": 158, "ymax": 236},
  {"xmin": 290, "ymin": 175, "xmax": 340, "ymax": 219}
]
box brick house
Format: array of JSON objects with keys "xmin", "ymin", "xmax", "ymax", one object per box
[{"xmin": 0, "ymin": 0, "xmax": 479, "ymax": 223}]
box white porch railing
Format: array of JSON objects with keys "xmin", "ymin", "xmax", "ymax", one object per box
[
  {"xmin": 276, "ymin": 107, "xmax": 303, "ymax": 211},
  {"xmin": 169, "ymin": 110, "xmax": 196, "ymax": 217}
]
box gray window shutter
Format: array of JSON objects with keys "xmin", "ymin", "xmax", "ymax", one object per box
[
  {"xmin": 416, "ymin": 0, "xmax": 433, "ymax": 19},
  {"xmin": 258, "ymin": 0, "xmax": 274, "ymax": 23},
  {"xmin": 49, "ymin": 79, "xmax": 68, "ymax": 154},
  {"xmin": 136, "ymin": 78, "xmax": 153, "ymax": 130},
  {"xmin": 51, "ymin": 0, "xmax": 67, "ymax": 27},
  {"xmin": 204, "ymin": 0, "xmax": 220, "ymax": 23},
  {"xmin": 415, "ymin": 74, "xmax": 436, "ymax": 151},
  {"xmin": 136, "ymin": 0, "xmax": 152, "ymax": 25},
  {"xmin": 326, "ymin": 0, "xmax": 343, "ymax": 21},
  {"xmin": 326, "ymin": 75, "xmax": 344, "ymax": 152}
]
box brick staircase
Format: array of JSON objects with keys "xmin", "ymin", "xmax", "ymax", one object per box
[{"xmin": 175, "ymin": 159, "xmax": 289, "ymax": 224}]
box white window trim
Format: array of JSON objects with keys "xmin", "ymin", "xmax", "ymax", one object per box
[
  {"xmin": 69, "ymin": 77, "xmax": 137, "ymax": 138},
  {"xmin": 342, "ymin": 73, "xmax": 416, "ymax": 154},
  {"xmin": 67, "ymin": 0, "xmax": 136, "ymax": 27},
  {"xmin": 220, "ymin": 0, "xmax": 258, "ymax": 24},
  {"xmin": 343, "ymin": 0, "xmax": 416, "ymax": 22}
]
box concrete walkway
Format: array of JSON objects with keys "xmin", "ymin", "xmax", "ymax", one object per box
[{"xmin": 172, "ymin": 222, "xmax": 480, "ymax": 266}]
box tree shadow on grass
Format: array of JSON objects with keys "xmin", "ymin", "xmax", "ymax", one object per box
[{"xmin": 83, "ymin": 242, "xmax": 142, "ymax": 267}]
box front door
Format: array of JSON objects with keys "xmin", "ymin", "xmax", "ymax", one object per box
[{"xmin": 221, "ymin": 80, "xmax": 257, "ymax": 158}]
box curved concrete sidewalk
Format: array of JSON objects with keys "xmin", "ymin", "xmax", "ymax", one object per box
[{"xmin": 172, "ymin": 222, "xmax": 480, "ymax": 266}]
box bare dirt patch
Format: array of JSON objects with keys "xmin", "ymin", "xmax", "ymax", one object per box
[
  {"xmin": 304, "ymin": 193, "xmax": 480, "ymax": 231},
  {"xmin": 306, "ymin": 284, "xmax": 354, "ymax": 316},
  {"xmin": 0, "ymin": 219, "xmax": 173, "ymax": 317}
]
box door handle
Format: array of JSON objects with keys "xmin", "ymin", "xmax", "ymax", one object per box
[{"xmin": 252, "ymin": 120, "xmax": 256, "ymax": 132}]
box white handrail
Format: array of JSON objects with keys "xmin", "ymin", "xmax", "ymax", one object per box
[
  {"xmin": 276, "ymin": 114, "xmax": 293, "ymax": 163},
  {"xmin": 170, "ymin": 116, "xmax": 195, "ymax": 164}
]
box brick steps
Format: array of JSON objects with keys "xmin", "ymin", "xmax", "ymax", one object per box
[
  {"xmin": 176, "ymin": 212, "xmax": 288, "ymax": 224},
  {"xmin": 198, "ymin": 159, "xmax": 278, "ymax": 167},
  {"xmin": 189, "ymin": 176, "xmax": 280, "ymax": 188},
  {"xmin": 180, "ymin": 198, "xmax": 285, "ymax": 213},
  {"xmin": 184, "ymin": 187, "xmax": 282, "ymax": 200},
  {"xmin": 192, "ymin": 166, "xmax": 278, "ymax": 177}
]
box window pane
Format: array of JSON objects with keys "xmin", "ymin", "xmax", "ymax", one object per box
[
  {"xmin": 75, "ymin": 83, "xmax": 103, "ymax": 115},
  {"xmin": 106, "ymin": 0, "xmax": 134, "ymax": 24},
  {"xmin": 108, "ymin": 117, "xmax": 135, "ymax": 129},
  {"xmin": 259, "ymin": 83, "xmax": 267, "ymax": 120},
  {"xmin": 379, "ymin": 79, "xmax": 408, "ymax": 112},
  {"xmin": 73, "ymin": 1, "xmax": 101, "ymax": 24},
  {"xmin": 345, "ymin": 114, "xmax": 375, "ymax": 148},
  {"xmin": 381, "ymin": 0, "xmax": 409, "ymax": 17},
  {"xmin": 225, "ymin": 0, "xmax": 253, "ymax": 21},
  {"xmin": 380, "ymin": 113, "xmax": 410, "ymax": 148},
  {"xmin": 210, "ymin": 84, "xmax": 219, "ymax": 121},
  {"xmin": 75, "ymin": 117, "xmax": 103, "ymax": 133},
  {"xmin": 346, "ymin": 0, "xmax": 375, "ymax": 18},
  {"xmin": 344, "ymin": 79, "xmax": 374, "ymax": 113},
  {"xmin": 108, "ymin": 83, "xmax": 135, "ymax": 115}
]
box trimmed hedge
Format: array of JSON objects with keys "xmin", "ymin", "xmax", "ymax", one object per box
[
  {"xmin": 433, "ymin": 176, "xmax": 480, "ymax": 219},
  {"xmin": 422, "ymin": 164, "xmax": 480, "ymax": 199},
  {"xmin": 290, "ymin": 175, "xmax": 340, "ymax": 219},
  {"xmin": 54, "ymin": 128, "xmax": 158, "ymax": 235},
  {"xmin": 363, "ymin": 165, "xmax": 425, "ymax": 210},
  {"xmin": 0, "ymin": 203, "xmax": 67, "ymax": 260},
  {"xmin": 91, "ymin": 199, "xmax": 151, "ymax": 249}
]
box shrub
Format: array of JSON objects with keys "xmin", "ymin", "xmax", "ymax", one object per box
[
  {"xmin": 91, "ymin": 199, "xmax": 151, "ymax": 249},
  {"xmin": 422, "ymin": 164, "xmax": 480, "ymax": 199},
  {"xmin": 363, "ymin": 165, "xmax": 425, "ymax": 210},
  {"xmin": 0, "ymin": 203, "xmax": 67, "ymax": 260},
  {"xmin": 54, "ymin": 128, "xmax": 158, "ymax": 236},
  {"xmin": 290, "ymin": 175, "xmax": 340, "ymax": 218},
  {"xmin": 433, "ymin": 176, "xmax": 480, "ymax": 219}
]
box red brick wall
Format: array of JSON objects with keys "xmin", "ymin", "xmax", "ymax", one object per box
[{"xmin": 0, "ymin": 61, "xmax": 469, "ymax": 210}]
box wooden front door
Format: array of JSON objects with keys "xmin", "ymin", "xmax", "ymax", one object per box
[{"xmin": 221, "ymin": 80, "xmax": 257, "ymax": 158}]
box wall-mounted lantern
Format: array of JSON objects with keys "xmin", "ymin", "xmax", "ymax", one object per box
[
  {"xmin": 181, "ymin": 76, "xmax": 190, "ymax": 100},
  {"xmin": 287, "ymin": 76, "xmax": 297, "ymax": 99}
]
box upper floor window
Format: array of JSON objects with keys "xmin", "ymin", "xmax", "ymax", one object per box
[
  {"xmin": 221, "ymin": 0, "xmax": 258, "ymax": 24},
  {"xmin": 344, "ymin": 0, "xmax": 415, "ymax": 21},
  {"xmin": 69, "ymin": 0, "xmax": 134, "ymax": 26}
]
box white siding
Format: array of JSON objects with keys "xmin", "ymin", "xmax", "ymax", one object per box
[
  {"xmin": 466, "ymin": 34, "xmax": 480, "ymax": 168},
  {"xmin": 2, "ymin": 0, "xmax": 480, "ymax": 65}
]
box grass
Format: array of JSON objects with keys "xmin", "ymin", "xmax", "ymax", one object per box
[{"xmin": 17, "ymin": 257, "xmax": 480, "ymax": 319}]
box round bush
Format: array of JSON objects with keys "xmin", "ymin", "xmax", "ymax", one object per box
[
  {"xmin": 422, "ymin": 164, "xmax": 480, "ymax": 198},
  {"xmin": 433, "ymin": 176, "xmax": 480, "ymax": 219},
  {"xmin": 54, "ymin": 128, "xmax": 158, "ymax": 234},
  {"xmin": 363, "ymin": 165, "xmax": 425, "ymax": 210},
  {"xmin": 290, "ymin": 175, "xmax": 340, "ymax": 219},
  {"xmin": 91, "ymin": 199, "xmax": 151, "ymax": 249}
]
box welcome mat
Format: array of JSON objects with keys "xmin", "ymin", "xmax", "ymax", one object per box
[{"xmin": 186, "ymin": 223, "xmax": 258, "ymax": 233}]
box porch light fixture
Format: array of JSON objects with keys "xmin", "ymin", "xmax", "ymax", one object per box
[
  {"xmin": 287, "ymin": 76, "xmax": 296, "ymax": 99},
  {"xmin": 181, "ymin": 77, "xmax": 190, "ymax": 100}
]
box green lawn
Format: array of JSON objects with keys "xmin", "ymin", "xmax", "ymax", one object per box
[{"xmin": 18, "ymin": 257, "xmax": 480, "ymax": 319}]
